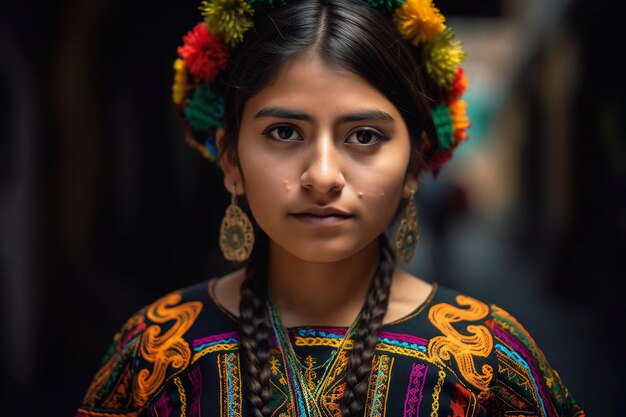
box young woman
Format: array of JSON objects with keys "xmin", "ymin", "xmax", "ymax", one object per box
[{"xmin": 76, "ymin": 1, "xmax": 584, "ymax": 416}]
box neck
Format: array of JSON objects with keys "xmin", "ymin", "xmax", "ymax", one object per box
[{"xmin": 267, "ymin": 238, "xmax": 382, "ymax": 328}]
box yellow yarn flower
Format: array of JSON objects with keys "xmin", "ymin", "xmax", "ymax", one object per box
[
  {"xmin": 200, "ymin": 0, "xmax": 254, "ymax": 47},
  {"xmin": 393, "ymin": 0, "xmax": 446, "ymax": 45},
  {"xmin": 423, "ymin": 28, "xmax": 465, "ymax": 88},
  {"xmin": 172, "ymin": 58, "xmax": 188, "ymax": 105}
]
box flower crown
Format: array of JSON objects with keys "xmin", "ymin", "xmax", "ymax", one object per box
[{"xmin": 172, "ymin": 0, "xmax": 470, "ymax": 177}]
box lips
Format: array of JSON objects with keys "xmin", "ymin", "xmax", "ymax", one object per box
[
  {"xmin": 290, "ymin": 206, "xmax": 354, "ymax": 225},
  {"xmin": 292, "ymin": 206, "xmax": 353, "ymax": 217}
]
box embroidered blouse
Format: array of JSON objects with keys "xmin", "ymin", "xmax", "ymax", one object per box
[{"xmin": 75, "ymin": 278, "xmax": 585, "ymax": 417}]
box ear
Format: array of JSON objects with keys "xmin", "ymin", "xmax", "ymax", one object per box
[
  {"xmin": 403, "ymin": 129, "xmax": 436, "ymax": 198},
  {"xmin": 215, "ymin": 128, "xmax": 245, "ymax": 195},
  {"xmin": 403, "ymin": 172, "xmax": 419, "ymax": 199},
  {"xmin": 403, "ymin": 131, "xmax": 429, "ymax": 198}
]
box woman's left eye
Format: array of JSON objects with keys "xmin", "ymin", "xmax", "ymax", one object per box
[{"xmin": 345, "ymin": 129, "xmax": 388, "ymax": 146}]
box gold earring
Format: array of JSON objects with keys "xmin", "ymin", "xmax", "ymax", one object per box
[
  {"xmin": 220, "ymin": 184, "xmax": 255, "ymax": 262},
  {"xmin": 395, "ymin": 189, "xmax": 419, "ymax": 264}
]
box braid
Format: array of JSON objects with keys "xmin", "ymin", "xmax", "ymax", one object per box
[
  {"xmin": 238, "ymin": 232, "xmax": 273, "ymax": 417},
  {"xmin": 341, "ymin": 234, "xmax": 396, "ymax": 416}
]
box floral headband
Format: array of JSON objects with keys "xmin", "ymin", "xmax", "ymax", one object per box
[{"xmin": 172, "ymin": 0, "xmax": 470, "ymax": 177}]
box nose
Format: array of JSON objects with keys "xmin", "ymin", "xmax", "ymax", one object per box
[{"xmin": 299, "ymin": 134, "xmax": 345, "ymax": 195}]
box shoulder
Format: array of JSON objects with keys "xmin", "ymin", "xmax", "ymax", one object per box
[
  {"xmin": 486, "ymin": 303, "xmax": 585, "ymax": 416},
  {"xmin": 75, "ymin": 279, "xmax": 225, "ymax": 416},
  {"xmin": 421, "ymin": 285, "xmax": 496, "ymax": 397},
  {"xmin": 423, "ymin": 286, "xmax": 583, "ymax": 416}
]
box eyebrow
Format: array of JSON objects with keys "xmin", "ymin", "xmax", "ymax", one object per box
[{"xmin": 254, "ymin": 106, "xmax": 394, "ymax": 124}]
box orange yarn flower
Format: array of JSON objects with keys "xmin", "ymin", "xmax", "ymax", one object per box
[
  {"xmin": 449, "ymin": 99, "xmax": 470, "ymax": 143},
  {"xmin": 177, "ymin": 22, "xmax": 229, "ymax": 83},
  {"xmin": 393, "ymin": 0, "xmax": 446, "ymax": 45}
]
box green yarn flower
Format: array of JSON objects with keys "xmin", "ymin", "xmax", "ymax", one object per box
[
  {"xmin": 432, "ymin": 104, "xmax": 454, "ymax": 151},
  {"xmin": 200, "ymin": 0, "xmax": 255, "ymax": 47},
  {"xmin": 184, "ymin": 84, "xmax": 225, "ymax": 132},
  {"xmin": 423, "ymin": 27, "xmax": 465, "ymax": 88}
]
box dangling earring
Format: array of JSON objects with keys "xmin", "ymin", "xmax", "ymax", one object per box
[
  {"xmin": 220, "ymin": 184, "xmax": 255, "ymax": 262},
  {"xmin": 395, "ymin": 189, "xmax": 419, "ymax": 264}
]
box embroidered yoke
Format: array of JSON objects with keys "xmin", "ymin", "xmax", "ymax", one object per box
[{"xmin": 75, "ymin": 278, "xmax": 585, "ymax": 417}]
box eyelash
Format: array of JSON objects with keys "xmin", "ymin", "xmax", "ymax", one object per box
[
  {"xmin": 262, "ymin": 125, "xmax": 300, "ymax": 142},
  {"xmin": 262, "ymin": 124, "xmax": 389, "ymax": 146},
  {"xmin": 345, "ymin": 129, "xmax": 390, "ymax": 146}
]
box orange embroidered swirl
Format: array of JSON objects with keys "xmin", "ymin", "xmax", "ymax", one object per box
[
  {"xmin": 133, "ymin": 292, "xmax": 202, "ymax": 407},
  {"xmin": 427, "ymin": 295, "xmax": 493, "ymax": 393}
]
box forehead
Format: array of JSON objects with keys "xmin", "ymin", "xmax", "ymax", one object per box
[{"xmin": 243, "ymin": 51, "xmax": 403, "ymax": 121}]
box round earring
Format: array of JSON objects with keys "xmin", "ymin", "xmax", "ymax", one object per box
[
  {"xmin": 219, "ymin": 184, "xmax": 255, "ymax": 262},
  {"xmin": 395, "ymin": 189, "xmax": 419, "ymax": 264}
]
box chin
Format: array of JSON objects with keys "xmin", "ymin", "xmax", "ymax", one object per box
[
  {"xmin": 274, "ymin": 238, "xmax": 379, "ymax": 263},
  {"xmin": 293, "ymin": 250, "xmax": 357, "ymax": 263}
]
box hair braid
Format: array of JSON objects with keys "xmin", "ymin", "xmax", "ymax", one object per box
[
  {"xmin": 238, "ymin": 233, "xmax": 273, "ymax": 417},
  {"xmin": 341, "ymin": 234, "xmax": 396, "ymax": 416}
]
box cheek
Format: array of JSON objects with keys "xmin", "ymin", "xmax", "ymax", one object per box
[
  {"xmin": 352, "ymin": 169, "xmax": 405, "ymax": 224},
  {"xmin": 237, "ymin": 140, "xmax": 294, "ymax": 226},
  {"xmin": 351, "ymin": 147, "xmax": 410, "ymax": 208}
]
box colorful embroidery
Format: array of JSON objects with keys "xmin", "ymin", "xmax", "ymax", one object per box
[
  {"xmin": 193, "ymin": 331, "xmax": 239, "ymax": 349},
  {"xmin": 376, "ymin": 331, "xmax": 429, "ymax": 362},
  {"xmin": 493, "ymin": 383, "xmax": 529, "ymax": 410},
  {"xmin": 187, "ymin": 366, "xmax": 203, "ymax": 417},
  {"xmin": 491, "ymin": 316, "xmax": 554, "ymax": 417},
  {"xmin": 268, "ymin": 349, "xmax": 294, "ymax": 415},
  {"xmin": 497, "ymin": 343, "xmax": 546, "ymax": 413},
  {"xmin": 318, "ymin": 348, "xmax": 350, "ymax": 416},
  {"xmin": 378, "ymin": 331, "xmax": 429, "ymax": 349},
  {"xmin": 173, "ymin": 376, "xmax": 188, "ymax": 417},
  {"xmin": 81, "ymin": 313, "xmax": 146, "ymax": 411},
  {"xmin": 294, "ymin": 327, "xmax": 354, "ymax": 349},
  {"xmin": 365, "ymin": 354, "xmax": 394, "ymax": 416},
  {"xmin": 135, "ymin": 292, "xmax": 203, "ymax": 407},
  {"xmin": 491, "ymin": 311, "xmax": 555, "ymax": 404},
  {"xmin": 76, "ymin": 280, "xmax": 584, "ymax": 417},
  {"xmin": 217, "ymin": 352, "xmax": 243, "ymax": 417},
  {"xmin": 192, "ymin": 331, "xmax": 239, "ymax": 362},
  {"xmin": 449, "ymin": 384, "xmax": 473, "ymax": 417},
  {"xmin": 302, "ymin": 355, "xmax": 319, "ymax": 393},
  {"xmin": 427, "ymin": 295, "xmax": 494, "ymax": 393},
  {"xmin": 430, "ymin": 368, "xmax": 446, "ymax": 417},
  {"xmin": 403, "ymin": 363, "xmax": 428, "ymax": 417},
  {"xmin": 76, "ymin": 410, "xmax": 139, "ymax": 417},
  {"xmin": 294, "ymin": 328, "xmax": 430, "ymax": 361}
]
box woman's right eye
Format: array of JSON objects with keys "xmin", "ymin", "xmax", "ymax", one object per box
[{"xmin": 263, "ymin": 125, "xmax": 303, "ymax": 142}]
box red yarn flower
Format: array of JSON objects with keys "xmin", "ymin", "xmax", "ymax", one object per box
[
  {"xmin": 177, "ymin": 22, "xmax": 228, "ymax": 84},
  {"xmin": 446, "ymin": 67, "xmax": 468, "ymax": 104},
  {"xmin": 428, "ymin": 150, "xmax": 452, "ymax": 172}
]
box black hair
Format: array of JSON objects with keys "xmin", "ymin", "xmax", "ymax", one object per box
[
  {"xmin": 219, "ymin": 0, "xmax": 438, "ymax": 167},
  {"xmin": 218, "ymin": 1, "xmax": 439, "ymax": 415}
]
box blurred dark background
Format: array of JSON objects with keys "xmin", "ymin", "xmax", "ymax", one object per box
[{"xmin": 0, "ymin": 0, "xmax": 622, "ymax": 416}]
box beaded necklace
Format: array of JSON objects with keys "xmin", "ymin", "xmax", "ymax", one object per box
[{"xmin": 266, "ymin": 296, "xmax": 361, "ymax": 417}]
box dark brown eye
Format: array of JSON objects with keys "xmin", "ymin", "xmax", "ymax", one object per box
[
  {"xmin": 277, "ymin": 127, "xmax": 294, "ymax": 140},
  {"xmin": 264, "ymin": 125, "xmax": 302, "ymax": 142},
  {"xmin": 346, "ymin": 129, "xmax": 387, "ymax": 146},
  {"xmin": 357, "ymin": 130, "xmax": 374, "ymax": 144}
]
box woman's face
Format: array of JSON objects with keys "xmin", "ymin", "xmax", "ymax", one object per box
[{"xmin": 222, "ymin": 50, "xmax": 417, "ymax": 262}]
